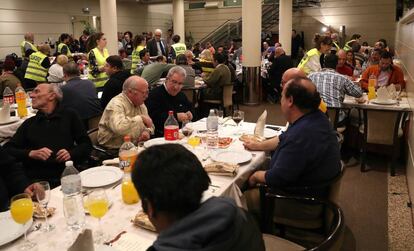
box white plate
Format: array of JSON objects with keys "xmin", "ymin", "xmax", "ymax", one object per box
[
  {"xmin": 95, "ymin": 244, "xmax": 118, "ymax": 251},
  {"xmin": 371, "ymin": 99, "xmax": 398, "ymax": 105},
  {"xmin": 0, "ymin": 211, "xmax": 33, "ymax": 246},
  {"xmin": 264, "ymin": 127, "xmax": 280, "ymax": 138},
  {"xmin": 80, "ymin": 166, "xmax": 123, "ymax": 188},
  {"xmin": 188, "ymin": 122, "xmax": 207, "ymax": 132},
  {"xmin": 210, "ymin": 150, "xmax": 252, "ymax": 164},
  {"xmin": 143, "ymin": 137, "xmax": 181, "ymax": 148},
  {"xmin": 0, "ymin": 116, "xmax": 20, "ymax": 125}
]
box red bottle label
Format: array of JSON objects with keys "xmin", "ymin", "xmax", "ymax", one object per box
[
  {"xmin": 3, "ymin": 95, "xmax": 14, "ymax": 104},
  {"xmin": 164, "ymin": 125, "xmax": 179, "ymax": 141}
]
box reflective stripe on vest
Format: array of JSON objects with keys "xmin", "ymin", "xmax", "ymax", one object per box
[
  {"xmin": 57, "ymin": 43, "xmax": 72, "ymax": 57},
  {"xmin": 20, "ymin": 41, "xmax": 37, "ymax": 58},
  {"xmin": 131, "ymin": 45, "xmax": 145, "ymax": 74},
  {"xmin": 333, "ymin": 41, "xmax": 340, "ymax": 50},
  {"xmin": 343, "ymin": 39, "xmax": 355, "ymax": 52},
  {"xmin": 297, "ymin": 48, "xmax": 320, "ymax": 75},
  {"xmin": 88, "ymin": 47, "xmax": 109, "ymax": 88},
  {"xmin": 171, "ymin": 43, "xmax": 187, "ymax": 57},
  {"xmin": 24, "ymin": 51, "xmax": 48, "ymax": 82}
]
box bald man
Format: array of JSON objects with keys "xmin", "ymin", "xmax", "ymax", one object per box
[
  {"xmin": 98, "ymin": 76, "xmax": 154, "ymax": 149},
  {"xmin": 20, "ymin": 32, "xmax": 37, "ymax": 59},
  {"xmin": 248, "ymin": 77, "xmax": 341, "ymax": 193},
  {"xmin": 336, "ymin": 49, "xmax": 353, "ymax": 77}
]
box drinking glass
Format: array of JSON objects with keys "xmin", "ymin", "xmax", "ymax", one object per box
[
  {"xmin": 181, "ymin": 120, "xmax": 194, "ymax": 138},
  {"xmin": 188, "ymin": 136, "xmax": 201, "ymax": 149},
  {"xmin": 86, "ymin": 189, "xmax": 109, "ymax": 244},
  {"xmin": 10, "ymin": 193, "xmax": 37, "ymax": 250},
  {"xmin": 216, "ymin": 109, "xmax": 224, "ymax": 124},
  {"xmin": 232, "ymin": 110, "xmax": 244, "ymax": 135},
  {"xmin": 34, "ymin": 181, "xmax": 55, "ymax": 232},
  {"xmin": 395, "ymin": 84, "xmax": 402, "ymax": 100}
]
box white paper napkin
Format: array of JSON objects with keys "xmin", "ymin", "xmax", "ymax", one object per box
[
  {"xmin": 0, "ymin": 103, "xmax": 10, "ymax": 122},
  {"xmin": 387, "ymin": 84, "xmax": 396, "ymax": 99},
  {"xmin": 254, "ymin": 110, "xmax": 267, "ymax": 137},
  {"xmin": 376, "ymin": 87, "xmax": 391, "ymax": 101}
]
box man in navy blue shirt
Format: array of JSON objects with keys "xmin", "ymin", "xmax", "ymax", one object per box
[{"xmin": 248, "ymin": 76, "xmax": 341, "ymax": 192}]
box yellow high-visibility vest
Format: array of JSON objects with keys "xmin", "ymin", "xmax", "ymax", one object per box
[
  {"xmin": 88, "ymin": 47, "xmax": 109, "ymax": 88},
  {"xmin": 343, "ymin": 39, "xmax": 356, "ymax": 52},
  {"xmin": 57, "ymin": 43, "xmax": 72, "ymax": 57},
  {"xmin": 297, "ymin": 48, "xmax": 321, "ymax": 75},
  {"xmin": 333, "ymin": 41, "xmax": 340, "ymax": 50},
  {"xmin": 24, "ymin": 51, "xmax": 48, "ymax": 82},
  {"xmin": 20, "ymin": 41, "xmax": 37, "ymax": 58},
  {"xmin": 171, "ymin": 43, "xmax": 187, "ymax": 57},
  {"xmin": 131, "ymin": 45, "xmax": 145, "ymax": 74}
]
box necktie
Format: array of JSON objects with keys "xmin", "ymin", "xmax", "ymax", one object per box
[{"xmin": 159, "ymin": 41, "xmax": 165, "ymax": 56}]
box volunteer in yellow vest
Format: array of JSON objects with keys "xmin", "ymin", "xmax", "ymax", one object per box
[
  {"xmin": 87, "ymin": 32, "xmax": 109, "ymax": 88},
  {"xmin": 131, "ymin": 35, "xmax": 146, "ymax": 74},
  {"xmin": 20, "ymin": 32, "xmax": 38, "ymax": 59},
  {"xmin": 298, "ymin": 34, "xmax": 332, "ymax": 75},
  {"xmin": 24, "ymin": 44, "xmax": 51, "ymax": 87},
  {"xmin": 170, "ymin": 34, "xmax": 187, "ymax": 62},
  {"xmin": 343, "ymin": 33, "xmax": 361, "ymax": 52},
  {"xmin": 57, "ymin": 33, "xmax": 72, "ymax": 58},
  {"xmin": 199, "ymin": 49, "xmax": 215, "ymax": 75}
]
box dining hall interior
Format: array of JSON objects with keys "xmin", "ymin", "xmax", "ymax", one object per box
[{"xmin": 0, "ymin": 0, "xmax": 414, "ymax": 250}]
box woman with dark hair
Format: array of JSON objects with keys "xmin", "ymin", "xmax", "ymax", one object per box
[
  {"xmin": 176, "ymin": 54, "xmax": 195, "ymax": 87},
  {"xmin": 123, "ymin": 31, "xmax": 134, "ymax": 55},
  {"xmin": 87, "ymin": 32, "xmax": 109, "ymax": 88},
  {"xmin": 0, "ymin": 59, "xmax": 20, "ymax": 94},
  {"xmin": 298, "ymin": 33, "xmax": 332, "ymax": 75},
  {"xmin": 131, "ymin": 35, "xmax": 146, "ymax": 74},
  {"xmin": 345, "ymin": 50, "xmax": 356, "ymax": 70}
]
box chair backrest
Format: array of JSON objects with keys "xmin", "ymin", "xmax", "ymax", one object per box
[
  {"xmin": 182, "ymin": 89, "xmax": 194, "ymax": 103},
  {"xmin": 88, "ymin": 114, "xmax": 102, "ymax": 131},
  {"xmin": 223, "ymin": 84, "xmax": 233, "ymax": 109},
  {"xmin": 363, "ymin": 110, "xmax": 402, "ymax": 145},
  {"xmin": 87, "ymin": 128, "xmax": 99, "ymax": 145}
]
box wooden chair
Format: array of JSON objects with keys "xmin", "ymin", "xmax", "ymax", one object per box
[
  {"xmin": 360, "ymin": 109, "xmax": 403, "ymax": 176},
  {"xmin": 325, "ymin": 107, "xmax": 347, "ymax": 134},
  {"xmin": 203, "ymin": 84, "xmax": 233, "ymax": 116}
]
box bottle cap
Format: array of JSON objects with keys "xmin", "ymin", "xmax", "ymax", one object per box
[
  {"xmin": 168, "ymin": 110, "xmax": 173, "ymax": 115},
  {"xmin": 65, "ymin": 161, "xmax": 73, "ymax": 167},
  {"xmin": 124, "ymin": 135, "xmax": 131, "ymax": 142}
]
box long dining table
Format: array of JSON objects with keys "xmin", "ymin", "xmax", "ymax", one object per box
[
  {"xmin": 342, "ymin": 94, "xmax": 411, "ymax": 112},
  {"xmin": 0, "ymin": 120, "xmax": 284, "ymax": 251}
]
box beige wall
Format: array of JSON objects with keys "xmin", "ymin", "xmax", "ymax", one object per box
[
  {"xmin": 0, "ymin": 0, "xmax": 172, "ymax": 58},
  {"xmin": 395, "ymin": 9, "xmax": 414, "ymax": 214}
]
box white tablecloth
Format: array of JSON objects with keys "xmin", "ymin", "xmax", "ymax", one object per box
[{"xmin": 0, "ymin": 121, "xmax": 279, "ymax": 251}]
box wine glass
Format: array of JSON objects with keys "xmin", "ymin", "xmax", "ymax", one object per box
[
  {"xmin": 232, "ymin": 110, "xmax": 244, "ymax": 135},
  {"xmin": 216, "ymin": 109, "xmax": 224, "ymax": 125},
  {"xmin": 10, "ymin": 193, "xmax": 37, "ymax": 250},
  {"xmin": 395, "ymin": 84, "xmax": 402, "ymax": 100},
  {"xmin": 34, "ymin": 181, "xmax": 55, "ymax": 232},
  {"xmin": 86, "ymin": 189, "xmax": 109, "ymax": 244},
  {"xmin": 181, "ymin": 120, "xmax": 194, "ymax": 138}
]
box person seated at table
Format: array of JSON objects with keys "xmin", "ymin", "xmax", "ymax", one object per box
[
  {"xmin": 309, "ymin": 53, "xmax": 362, "ymax": 108},
  {"xmin": 362, "ymin": 48, "xmax": 381, "ymax": 71},
  {"xmin": 98, "ymin": 76, "xmax": 154, "ymax": 149},
  {"xmin": 335, "ymin": 49, "xmax": 353, "ymax": 77},
  {"xmin": 24, "ymin": 44, "xmax": 51, "ymax": 89},
  {"xmin": 5, "ymin": 83, "xmax": 92, "ymax": 188},
  {"xmin": 360, "ymin": 51, "xmax": 405, "ymax": 91},
  {"xmin": 185, "ymin": 50, "xmax": 202, "ymax": 75},
  {"xmin": 47, "ymin": 54, "xmax": 68, "ymax": 84},
  {"xmin": 131, "ymin": 144, "xmax": 265, "ymax": 251},
  {"xmin": 199, "ymin": 49, "xmax": 215, "ymax": 75},
  {"xmin": 0, "ymin": 146, "xmax": 39, "ymax": 212},
  {"xmin": 146, "ymin": 66, "xmax": 193, "ymax": 137},
  {"xmin": 101, "ymin": 56, "xmax": 131, "ymax": 109},
  {"xmin": 134, "ymin": 48, "xmax": 152, "ymax": 76},
  {"xmin": 57, "ymin": 33, "xmax": 72, "ymax": 58},
  {"xmin": 0, "ymin": 58, "xmax": 20, "ymax": 94},
  {"xmin": 141, "ymin": 56, "xmax": 175, "ymax": 86},
  {"xmin": 60, "ymin": 62, "xmax": 102, "ymax": 128},
  {"xmin": 175, "ymin": 54, "xmax": 195, "ymax": 88},
  {"xmin": 247, "ymin": 76, "xmax": 341, "ymax": 198},
  {"xmin": 201, "ymin": 52, "xmax": 231, "ymax": 100}
]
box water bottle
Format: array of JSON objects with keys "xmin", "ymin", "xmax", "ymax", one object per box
[
  {"xmin": 61, "ymin": 161, "xmax": 85, "ymax": 231},
  {"xmin": 164, "ymin": 111, "xmax": 179, "ymax": 141},
  {"xmin": 2, "ymin": 86, "xmax": 14, "ymax": 105},
  {"xmin": 206, "ymin": 109, "xmax": 218, "ymax": 148}
]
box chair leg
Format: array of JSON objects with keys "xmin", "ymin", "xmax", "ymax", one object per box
[
  {"xmin": 360, "ymin": 147, "xmax": 367, "ymax": 172},
  {"xmin": 390, "ymin": 151, "xmax": 398, "ymax": 176}
]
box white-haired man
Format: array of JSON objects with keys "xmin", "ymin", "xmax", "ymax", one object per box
[
  {"xmin": 98, "ymin": 76, "xmax": 154, "ymax": 149},
  {"xmin": 146, "ymin": 29, "xmax": 168, "ymax": 58},
  {"xmin": 5, "ymin": 83, "xmax": 92, "ymax": 187}
]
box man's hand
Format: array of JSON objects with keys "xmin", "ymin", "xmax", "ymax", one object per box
[
  {"xmin": 24, "ymin": 183, "xmax": 38, "ymax": 197},
  {"xmin": 186, "ymin": 111, "xmax": 193, "ymax": 121},
  {"xmin": 29, "ymin": 147, "xmax": 53, "ymax": 161},
  {"xmin": 248, "ymin": 171, "xmax": 266, "ymax": 187},
  {"xmin": 243, "ymin": 140, "xmax": 262, "ymax": 151},
  {"xmin": 177, "ymin": 112, "xmax": 189, "ymax": 122},
  {"xmin": 141, "ymin": 115, "xmax": 153, "ymax": 128},
  {"xmin": 138, "ymin": 130, "xmax": 151, "ymax": 142},
  {"xmin": 56, "ymin": 149, "xmax": 71, "ymax": 162}
]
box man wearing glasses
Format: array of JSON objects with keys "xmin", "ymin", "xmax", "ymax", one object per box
[
  {"xmin": 146, "ymin": 29, "xmax": 168, "ymax": 58},
  {"xmin": 146, "ymin": 66, "xmax": 193, "ymax": 137},
  {"xmin": 98, "ymin": 76, "xmax": 154, "ymax": 149}
]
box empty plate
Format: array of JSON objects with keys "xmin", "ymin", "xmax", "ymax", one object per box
[
  {"xmin": 210, "ymin": 150, "xmax": 252, "ymax": 164},
  {"xmin": 0, "ymin": 211, "xmax": 33, "ymax": 246},
  {"xmin": 371, "ymin": 99, "xmax": 398, "ymax": 105},
  {"xmin": 80, "ymin": 166, "xmax": 123, "ymax": 188}
]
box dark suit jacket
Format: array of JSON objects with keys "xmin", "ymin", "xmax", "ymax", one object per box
[
  {"xmin": 146, "ymin": 38, "xmax": 167, "ymax": 57},
  {"xmin": 269, "ymin": 54, "xmax": 294, "ymax": 92}
]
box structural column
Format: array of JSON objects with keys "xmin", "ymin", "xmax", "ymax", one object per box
[
  {"xmin": 242, "ymin": 0, "xmax": 262, "ymax": 105},
  {"xmin": 279, "ymin": 0, "xmax": 293, "ymax": 55},
  {"xmin": 173, "ymin": 0, "xmax": 185, "ymax": 40},
  {"xmin": 100, "ymin": 0, "xmax": 118, "ymax": 55}
]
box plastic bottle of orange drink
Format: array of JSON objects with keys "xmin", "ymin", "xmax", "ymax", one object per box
[
  {"xmin": 368, "ymin": 74, "xmax": 377, "ymax": 100},
  {"xmin": 119, "ymin": 135, "xmax": 140, "ymax": 204}
]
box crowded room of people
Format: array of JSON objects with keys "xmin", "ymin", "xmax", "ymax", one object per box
[{"xmin": 0, "ymin": 0, "xmax": 414, "ymax": 250}]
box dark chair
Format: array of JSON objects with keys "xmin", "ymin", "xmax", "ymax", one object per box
[
  {"xmin": 261, "ymin": 195, "xmax": 345, "ymax": 251},
  {"xmin": 325, "ymin": 107, "xmax": 348, "ymax": 134},
  {"xmin": 360, "ymin": 109, "xmax": 404, "ymax": 176},
  {"xmin": 203, "ymin": 84, "xmax": 233, "ymax": 116},
  {"xmin": 87, "ymin": 128, "xmax": 117, "ymax": 166},
  {"xmin": 87, "ymin": 114, "xmax": 102, "ymax": 131}
]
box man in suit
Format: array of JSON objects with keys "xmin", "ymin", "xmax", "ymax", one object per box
[
  {"xmin": 146, "ymin": 29, "xmax": 167, "ymax": 58},
  {"xmin": 268, "ymin": 47, "xmax": 294, "ymax": 101}
]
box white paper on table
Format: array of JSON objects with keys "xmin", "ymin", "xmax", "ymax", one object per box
[
  {"xmin": 387, "ymin": 84, "xmax": 396, "ymax": 99},
  {"xmin": 112, "ymin": 232, "xmax": 153, "ymax": 251},
  {"xmin": 0, "ymin": 102, "xmax": 10, "ymax": 121},
  {"xmin": 376, "ymin": 87, "xmax": 391, "ymax": 101},
  {"xmin": 254, "ymin": 110, "xmax": 267, "ymax": 137}
]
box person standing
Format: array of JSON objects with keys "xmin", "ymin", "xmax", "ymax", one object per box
[
  {"xmin": 24, "ymin": 44, "xmax": 51, "ymax": 89},
  {"xmin": 87, "ymin": 33, "xmax": 109, "ymax": 88},
  {"xmin": 130, "ymin": 35, "xmax": 146, "ymax": 74},
  {"xmin": 20, "ymin": 32, "xmax": 37, "ymax": 59},
  {"xmin": 169, "ymin": 35, "xmax": 187, "ymax": 62},
  {"xmin": 57, "ymin": 33, "xmax": 72, "ymax": 58},
  {"xmin": 146, "ymin": 29, "xmax": 167, "ymax": 58},
  {"xmin": 297, "ymin": 34, "xmax": 332, "ymax": 75}
]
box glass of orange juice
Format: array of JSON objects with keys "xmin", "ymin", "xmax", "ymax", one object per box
[
  {"xmin": 188, "ymin": 136, "xmax": 201, "ymax": 149},
  {"xmin": 10, "ymin": 193, "xmax": 36, "ymax": 250},
  {"xmin": 86, "ymin": 189, "xmax": 109, "ymax": 244}
]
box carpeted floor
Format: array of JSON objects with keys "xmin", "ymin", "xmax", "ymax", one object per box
[{"xmin": 239, "ymin": 102, "xmax": 390, "ymax": 251}]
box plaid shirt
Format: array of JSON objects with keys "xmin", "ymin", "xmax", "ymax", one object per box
[{"xmin": 309, "ymin": 69, "xmax": 363, "ymax": 108}]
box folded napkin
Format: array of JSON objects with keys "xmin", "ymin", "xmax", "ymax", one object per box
[
  {"xmin": 102, "ymin": 158, "xmax": 120, "ymax": 166},
  {"xmin": 387, "ymin": 84, "xmax": 396, "ymax": 99},
  {"xmin": 67, "ymin": 229, "xmax": 94, "ymax": 251},
  {"xmin": 377, "ymin": 87, "xmax": 391, "ymax": 101},
  {"xmin": 204, "ymin": 162, "xmax": 239, "ymax": 176},
  {"xmin": 132, "ymin": 212, "xmax": 156, "ymax": 232},
  {"xmin": 254, "ymin": 110, "xmax": 267, "ymax": 138},
  {"xmin": 0, "ymin": 103, "xmax": 10, "ymax": 122}
]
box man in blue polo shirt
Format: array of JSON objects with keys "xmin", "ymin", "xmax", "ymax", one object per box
[{"xmin": 248, "ymin": 76, "xmax": 341, "ymax": 193}]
